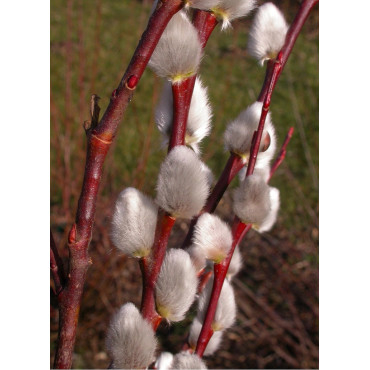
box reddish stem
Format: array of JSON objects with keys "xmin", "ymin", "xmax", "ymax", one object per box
[
  {"xmin": 53, "ymin": 2, "xmax": 184, "ymax": 368},
  {"xmin": 247, "ymin": 0, "xmax": 319, "ymax": 176},
  {"xmin": 181, "ymin": 152, "xmax": 244, "ymax": 248},
  {"xmin": 195, "ymin": 220, "xmax": 250, "ymax": 357},
  {"xmin": 168, "ymin": 78, "xmax": 195, "ymax": 150},
  {"xmin": 269, "ymin": 127, "xmax": 294, "ymax": 181},
  {"xmin": 140, "ymin": 210, "xmax": 176, "ymax": 329},
  {"xmin": 192, "ymin": 10, "xmax": 218, "ymax": 49}
]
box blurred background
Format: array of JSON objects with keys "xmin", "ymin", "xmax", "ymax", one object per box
[{"xmin": 50, "ymin": 0, "xmax": 318, "ymax": 368}]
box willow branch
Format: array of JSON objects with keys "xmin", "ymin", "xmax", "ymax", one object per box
[
  {"xmin": 194, "ymin": 0, "xmax": 319, "ymax": 357},
  {"xmin": 269, "ymin": 127, "xmax": 294, "ymax": 180},
  {"xmin": 53, "ymin": 2, "xmax": 184, "ymax": 368}
]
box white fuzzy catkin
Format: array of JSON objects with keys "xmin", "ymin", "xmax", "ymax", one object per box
[
  {"xmin": 238, "ymin": 165, "xmax": 270, "ymax": 184},
  {"xmin": 233, "ymin": 172, "xmax": 271, "ymax": 227},
  {"xmin": 155, "ymin": 77, "xmax": 212, "ymax": 154},
  {"xmin": 212, "ymin": 0, "xmax": 257, "ymax": 30},
  {"xmin": 188, "ymin": 318, "xmax": 223, "ymax": 356},
  {"xmin": 197, "ymin": 277, "xmax": 236, "ymax": 331},
  {"xmin": 227, "ymin": 245, "xmax": 242, "ymax": 280},
  {"xmin": 172, "ymin": 351, "xmax": 207, "ymax": 369},
  {"xmin": 258, "ymin": 186, "xmax": 280, "ymax": 233},
  {"xmin": 224, "ymin": 101, "xmax": 276, "ymax": 169},
  {"xmin": 155, "ymin": 146, "xmax": 210, "ymax": 219},
  {"xmin": 155, "ymin": 249, "xmax": 198, "ymax": 322},
  {"xmin": 193, "ymin": 213, "xmax": 233, "ymax": 263},
  {"xmin": 155, "ymin": 352, "xmax": 174, "ymax": 370},
  {"xmin": 149, "ymin": 11, "xmax": 202, "ymax": 83},
  {"xmin": 111, "ymin": 187, "xmax": 158, "ymax": 258},
  {"xmin": 248, "ymin": 2, "xmax": 289, "ymax": 65},
  {"xmin": 106, "ymin": 303, "xmax": 157, "ymax": 369}
]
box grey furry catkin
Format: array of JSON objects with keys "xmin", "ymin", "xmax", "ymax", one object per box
[
  {"xmin": 233, "ymin": 172, "xmax": 271, "ymax": 227},
  {"xmin": 110, "ymin": 187, "xmax": 158, "ymax": 258},
  {"xmin": 155, "ymin": 248, "xmax": 198, "ymax": 322},
  {"xmin": 248, "ymin": 2, "xmax": 289, "ymax": 65},
  {"xmin": 172, "ymin": 351, "xmax": 207, "ymax": 369},
  {"xmin": 149, "ymin": 11, "xmax": 202, "ymax": 83},
  {"xmin": 106, "ymin": 303, "xmax": 157, "ymax": 369},
  {"xmin": 155, "ymin": 146, "xmax": 210, "ymax": 219},
  {"xmin": 192, "ymin": 213, "xmax": 233, "ymax": 263}
]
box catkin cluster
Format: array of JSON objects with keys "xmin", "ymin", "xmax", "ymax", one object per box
[{"xmin": 106, "ymin": 1, "xmax": 289, "ymax": 368}]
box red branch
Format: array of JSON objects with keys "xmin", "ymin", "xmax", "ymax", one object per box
[
  {"xmin": 247, "ymin": 0, "xmax": 319, "ymax": 176},
  {"xmin": 53, "ymin": 1, "xmax": 184, "ymax": 368},
  {"xmin": 269, "ymin": 127, "xmax": 294, "ymax": 181},
  {"xmin": 194, "ymin": 0, "xmax": 319, "ymax": 356},
  {"xmin": 195, "ymin": 220, "xmax": 251, "ymax": 357},
  {"xmin": 140, "ymin": 210, "xmax": 175, "ymax": 329}
]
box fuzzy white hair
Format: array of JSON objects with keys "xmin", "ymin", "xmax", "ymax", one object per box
[
  {"xmin": 224, "ymin": 101, "xmax": 276, "ymax": 169},
  {"xmin": 155, "ymin": 77, "xmax": 212, "ymax": 154},
  {"xmin": 200, "ymin": 161, "xmax": 215, "ymax": 187},
  {"xmin": 172, "ymin": 351, "xmax": 207, "ymax": 369},
  {"xmin": 155, "ymin": 248, "xmax": 198, "ymax": 322},
  {"xmin": 258, "ymin": 186, "xmax": 280, "ymax": 233},
  {"xmin": 149, "ymin": 11, "xmax": 202, "ymax": 83},
  {"xmin": 248, "ymin": 2, "xmax": 289, "ymax": 65},
  {"xmin": 187, "ymin": 244, "xmax": 207, "ymax": 273},
  {"xmin": 111, "ymin": 187, "xmax": 158, "ymax": 258},
  {"xmin": 197, "ymin": 277, "xmax": 236, "ymax": 331},
  {"xmin": 188, "ymin": 318, "xmax": 223, "ymax": 356},
  {"xmin": 239, "ymin": 165, "xmax": 270, "ymax": 183},
  {"xmin": 192, "ymin": 213, "xmax": 233, "ymax": 263},
  {"xmin": 233, "ymin": 172, "xmax": 271, "ymax": 226},
  {"xmin": 212, "ymin": 0, "xmax": 257, "ymax": 30},
  {"xmin": 155, "ymin": 352, "xmax": 174, "ymax": 370},
  {"xmin": 155, "ymin": 146, "xmax": 210, "ymax": 219},
  {"xmin": 185, "ymin": 0, "xmax": 221, "ymax": 11},
  {"xmin": 227, "ymin": 245, "xmax": 242, "ymax": 280},
  {"xmin": 106, "ymin": 303, "xmax": 157, "ymax": 369}
]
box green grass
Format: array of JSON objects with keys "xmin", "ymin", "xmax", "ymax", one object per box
[{"xmin": 51, "ymin": 0, "xmax": 318, "ymax": 234}]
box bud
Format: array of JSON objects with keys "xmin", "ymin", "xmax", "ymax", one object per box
[
  {"xmin": 188, "ymin": 318, "xmax": 223, "ymax": 356},
  {"xmin": 106, "ymin": 303, "xmax": 157, "ymax": 369},
  {"xmin": 155, "ymin": 352, "xmax": 174, "ymax": 370},
  {"xmin": 149, "ymin": 11, "xmax": 202, "ymax": 83},
  {"xmin": 211, "ymin": 0, "xmax": 257, "ymax": 30},
  {"xmin": 155, "ymin": 146, "xmax": 210, "ymax": 219},
  {"xmin": 248, "ymin": 2, "xmax": 289, "ymax": 65},
  {"xmin": 193, "ymin": 213, "xmax": 233, "ymax": 263},
  {"xmin": 197, "ymin": 277, "xmax": 236, "ymax": 331},
  {"xmin": 227, "ymin": 245, "xmax": 242, "ymax": 280},
  {"xmin": 224, "ymin": 101, "xmax": 276, "ymax": 169},
  {"xmin": 258, "ymin": 186, "xmax": 280, "ymax": 233},
  {"xmin": 233, "ymin": 172, "xmax": 271, "ymax": 227},
  {"xmin": 111, "ymin": 188, "xmax": 158, "ymax": 258},
  {"xmin": 155, "ymin": 77, "xmax": 212, "ymax": 154},
  {"xmin": 172, "ymin": 351, "xmax": 207, "ymax": 369},
  {"xmin": 155, "ymin": 249, "xmax": 198, "ymax": 322}
]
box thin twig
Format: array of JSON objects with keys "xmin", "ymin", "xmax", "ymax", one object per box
[
  {"xmin": 269, "ymin": 126, "xmax": 294, "ymax": 181},
  {"xmin": 53, "ymin": 2, "xmax": 184, "ymax": 368}
]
